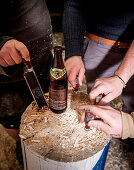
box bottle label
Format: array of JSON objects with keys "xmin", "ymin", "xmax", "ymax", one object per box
[
  {"xmin": 49, "ymin": 88, "xmax": 67, "ymax": 110},
  {"xmin": 50, "ymin": 68, "xmax": 66, "ymax": 80}
]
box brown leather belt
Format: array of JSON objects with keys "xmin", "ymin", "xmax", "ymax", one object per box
[{"xmin": 87, "ymin": 33, "xmax": 130, "ymax": 48}]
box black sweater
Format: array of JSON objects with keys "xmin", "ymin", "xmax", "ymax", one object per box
[{"xmin": 63, "ymin": 0, "xmax": 134, "ymax": 60}]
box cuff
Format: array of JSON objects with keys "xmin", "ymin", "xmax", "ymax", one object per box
[
  {"xmin": 121, "ymin": 111, "xmax": 134, "ymax": 139},
  {"xmin": 0, "ymin": 35, "xmax": 14, "ymax": 49},
  {"xmin": 64, "ymin": 39, "xmax": 84, "ymax": 60}
]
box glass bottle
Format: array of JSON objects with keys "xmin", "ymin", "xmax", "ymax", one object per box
[{"xmin": 49, "ymin": 46, "xmax": 68, "ymax": 113}]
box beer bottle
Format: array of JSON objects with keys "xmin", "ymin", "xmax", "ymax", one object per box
[{"xmin": 49, "ymin": 46, "xmax": 68, "ymax": 113}]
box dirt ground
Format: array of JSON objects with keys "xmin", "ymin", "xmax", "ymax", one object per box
[{"xmin": 0, "ymin": 124, "xmax": 23, "ymax": 170}]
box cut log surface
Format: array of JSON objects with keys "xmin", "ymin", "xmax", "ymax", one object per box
[{"xmin": 20, "ymin": 90, "xmax": 110, "ymax": 163}]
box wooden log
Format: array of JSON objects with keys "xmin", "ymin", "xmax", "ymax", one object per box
[{"xmin": 20, "ymin": 90, "xmax": 110, "ymax": 170}]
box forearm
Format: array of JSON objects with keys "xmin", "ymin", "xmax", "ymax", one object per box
[
  {"xmin": 63, "ymin": 0, "xmax": 86, "ymax": 60},
  {"xmin": 115, "ymin": 40, "xmax": 134, "ymax": 84}
]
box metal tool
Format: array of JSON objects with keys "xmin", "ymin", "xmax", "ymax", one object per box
[
  {"xmin": 84, "ymin": 93, "xmax": 104, "ymax": 131},
  {"xmin": 18, "ymin": 51, "xmax": 48, "ymax": 109},
  {"xmin": 95, "ymin": 93, "xmax": 104, "ymax": 104},
  {"xmin": 73, "ymin": 76, "xmax": 79, "ymax": 93},
  {"xmin": 84, "ymin": 110, "xmax": 95, "ymax": 131}
]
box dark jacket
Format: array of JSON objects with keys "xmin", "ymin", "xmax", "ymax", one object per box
[{"xmin": 0, "ymin": 0, "xmax": 52, "ymax": 83}]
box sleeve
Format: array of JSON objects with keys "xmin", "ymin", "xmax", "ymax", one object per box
[
  {"xmin": 121, "ymin": 111, "xmax": 134, "ymax": 139},
  {"xmin": 63, "ymin": 0, "xmax": 86, "ymax": 60},
  {"xmin": 0, "ymin": 33, "xmax": 16, "ymax": 76},
  {"xmin": 0, "ymin": 33, "xmax": 13, "ymax": 49}
]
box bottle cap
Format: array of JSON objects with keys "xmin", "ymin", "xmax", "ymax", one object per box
[{"xmin": 54, "ymin": 46, "xmax": 62, "ymax": 52}]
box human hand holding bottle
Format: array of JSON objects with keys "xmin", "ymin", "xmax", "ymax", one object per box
[
  {"xmin": 64, "ymin": 56, "xmax": 85, "ymax": 88},
  {"xmin": 0, "ymin": 39, "xmax": 30, "ymax": 67},
  {"xmin": 89, "ymin": 76, "xmax": 124, "ymax": 105},
  {"xmin": 79, "ymin": 104, "xmax": 122, "ymax": 138}
]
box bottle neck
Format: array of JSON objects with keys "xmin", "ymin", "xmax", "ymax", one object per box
[{"xmin": 53, "ymin": 51, "xmax": 64, "ymax": 69}]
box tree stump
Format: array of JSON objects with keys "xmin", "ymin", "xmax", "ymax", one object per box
[{"xmin": 20, "ymin": 90, "xmax": 110, "ymax": 170}]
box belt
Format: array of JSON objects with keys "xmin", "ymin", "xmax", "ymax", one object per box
[{"xmin": 87, "ymin": 33, "xmax": 130, "ymax": 48}]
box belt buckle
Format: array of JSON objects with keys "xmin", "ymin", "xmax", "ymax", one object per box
[{"xmin": 117, "ymin": 41, "xmax": 121, "ymax": 48}]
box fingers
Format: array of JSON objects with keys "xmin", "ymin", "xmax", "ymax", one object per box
[
  {"xmin": 89, "ymin": 84, "xmax": 105, "ymax": 104},
  {"xmin": 14, "ymin": 40, "xmax": 30, "ymax": 61},
  {"xmin": 98, "ymin": 92, "xmax": 113, "ymax": 105},
  {"xmin": 91, "ymin": 79, "xmax": 101, "ymax": 89},
  {"xmin": 78, "ymin": 67, "xmax": 85, "ymax": 86},
  {"xmin": 68, "ymin": 71, "xmax": 78, "ymax": 87},
  {"xmin": 88, "ymin": 119, "xmax": 121, "ymax": 138},
  {"xmin": 0, "ymin": 39, "xmax": 30, "ymax": 67},
  {"xmin": 78, "ymin": 105, "xmax": 112, "ymax": 124},
  {"xmin": 64, "ymin": 59, "xmax": 77, "ymax": 87},
  {"xmin": 78, "ymin": 105, "xmax": 91, "ymax": 112},
  {"xmin": 79, "ymin": 105, "xmax": 122, "ymax": 137},
  {"xmin": 80, "ymin": 111, "xmax": 86, "ymax": 122},
  {"xmin": 0, "ymin": 50, "xmax": 17, "ymax": 66},
  {"xmin": 0, "ymin": 55, "xmax": 8, "ymax": 67},
  {"xmin": 65, "ymin": 56, "xmax": 84, "ymax": 87},
  {"xmin": 10, "ymin": 47, "xmax": 22, "ymax": 64},
  {"xmin": 78, "ymin": 104, "xmax": 112, "ymax": 136},
  {"xmin": 69, "ymin": 68, "xmax": 85, "ymax": 87},
  {"xmin": 90, "ymin": 77, "xmax": 124, "ymax": 105},
  {"xmin": 88, "ymin": 120, "xmax": 111, "ymax": 135}
]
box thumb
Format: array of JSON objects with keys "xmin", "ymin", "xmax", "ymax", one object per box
[
  {"xmin": 14, "ymin": 40, "xmax": 30, "ymax": 61},
  {"xmin": 99, "ymin": 92, "xmax": 114, "ymax": 105},
  {"xmin": 68, "ymin": 72, "xmax": 78, "ymax": 88},
  {"xmin": 78, "ymin": 67, "xmax": 85, "ymax": 86}
]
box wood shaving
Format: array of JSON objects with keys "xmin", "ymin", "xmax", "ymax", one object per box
[{"xmin": 31, "ymin": 140, "xmax": 40, "ymax": 143}]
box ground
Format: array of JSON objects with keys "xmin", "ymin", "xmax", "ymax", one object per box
[{"xmin": 0, "ymin": 124, "xmax": 23, "ymax": 170}]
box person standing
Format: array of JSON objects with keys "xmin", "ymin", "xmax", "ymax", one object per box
[
  {"xmin": 63, "ymin": 0, "xmax": 134, "ymax": 114},
  {"xmin": 63, "ymin": 1, "xmax": 134, "ymax": 168},
  {"xmin": 0, "ymin": 0, "xmax": 53, "ymax": 165}
]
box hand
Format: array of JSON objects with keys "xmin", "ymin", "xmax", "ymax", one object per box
[
  {"xmin": 64, "ymin": 56, "xmax": 85, "ymax": 87},
  {"xmin": 89, "ymin": 76, "xmax": 124, "ymax": 105},
  {"xmin": 0, "ymin": 39, "xmax": 30, "ymax": 67},
  {"xmin": 79, "ymin": 105, "xmax": 122, "ymax": 138}
]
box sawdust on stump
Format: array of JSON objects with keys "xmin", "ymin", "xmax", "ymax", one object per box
[{"xmin": 20, "ymin": 90, "xmax": 110, "ymax": 162}]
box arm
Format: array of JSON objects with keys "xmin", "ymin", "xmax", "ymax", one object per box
[
  {"xmin": 89, "ymin": 40, "xmax": 134, "ymax": 105},
  {"xmin": 63, "ymin": 0, "xmax": 86, "ymax": 87},
  {"xmin": 114, "ymin": 40, "xmax": 134, "ymax": 83},
  {"xmin": 63, "ymin": 0, "xmax": 86, "ymax": 60}
]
